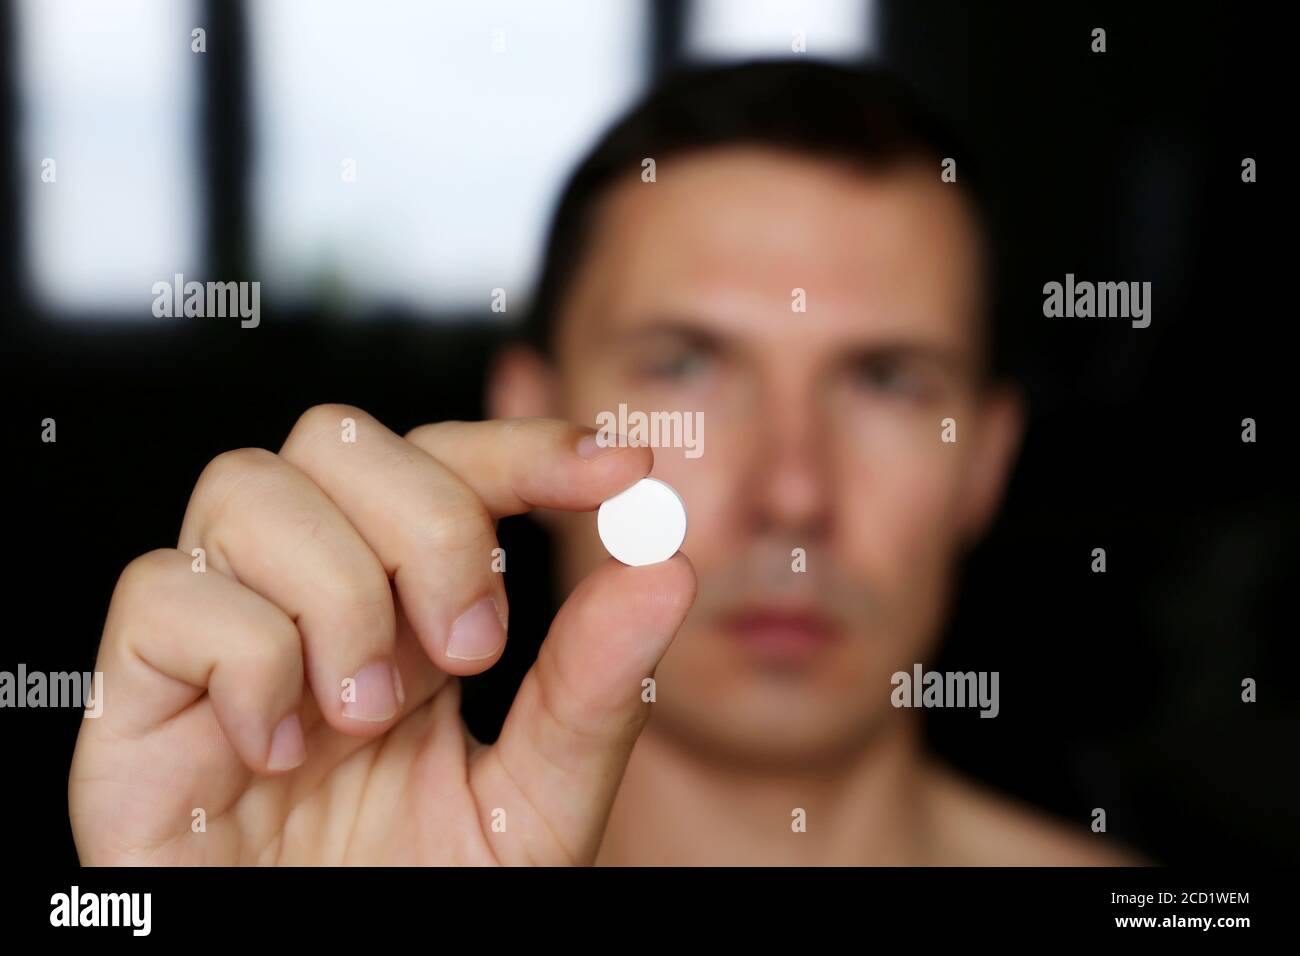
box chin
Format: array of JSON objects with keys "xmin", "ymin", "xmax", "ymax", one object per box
[{"xmin": 649, "ymin": 690, "xmax": 890, "ymax": 770}]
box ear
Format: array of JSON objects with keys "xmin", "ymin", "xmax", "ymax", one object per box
[
  {"xmin": 487, "ymin": 345, "xmax": 557, "ymax": 420},
  {"xmin": 957, "ymin": 382, "xmax": 1025, "ymax": 545}
]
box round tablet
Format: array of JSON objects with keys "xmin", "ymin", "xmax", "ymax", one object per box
[{"xmin": 597, "ymin": 477, "xmax": 688, "ymax": 567}]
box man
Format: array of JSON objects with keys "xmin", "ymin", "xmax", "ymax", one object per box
[{"xmin": 69, "ymin": 61, "xmax": 1137, "ymax": 865}]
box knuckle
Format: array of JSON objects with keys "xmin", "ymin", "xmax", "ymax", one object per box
[
  {"xmin": 192, "ymin": 597, "xmax": 303, "ymax": 679},
  {"xmin": 423, "ymin": 500, "xmax": 496, "ymax": 557},
  {"xmin": 506, "ymin": 416, "xmax": 569, "ymax": 438},
  {"xmin": 107, "ymin": 550, "xmax": 190, "ymax": 647},
  {"xmin": 197, "ymin": 446, "xmax": 280, "ymax": 492},
  {"xmin": 113, "ymin": 548, "xmax": 180, "ymax": 611},
  {"xmin": 318, "ymin": 559, "xmax": 395, "ymax": 623},
  {"xmin": 190, "ymin": 447, "xmax": 285, "ymax": 522},
  {"xmin": 288, "ymin": 403, "xmax": 363, "ymax": 447},
  {"xmin": 403, "ymin": 420, "xmax": 458, "ymax": 446},
  {"xmin": 238, "ymin": 618, "xmax": 302, "ymax": 676}
]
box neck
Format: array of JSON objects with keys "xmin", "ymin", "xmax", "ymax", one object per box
[{"xmin": 595, "ymin": 713, "xmax": 933, "ymax": 865}]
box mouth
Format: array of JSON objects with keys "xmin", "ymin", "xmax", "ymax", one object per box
[{"xmin": 719, "ymin": 604, "xmax": 842, "ymax": 664}]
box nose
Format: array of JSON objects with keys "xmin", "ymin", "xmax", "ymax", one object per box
[{"xmin": 746, "ymin": 384, "xmax": 831, "ymax": 537}]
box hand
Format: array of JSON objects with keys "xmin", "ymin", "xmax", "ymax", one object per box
[{"xmin": 69, "ymin": 407, "xmax": 695, "ymax": 864}]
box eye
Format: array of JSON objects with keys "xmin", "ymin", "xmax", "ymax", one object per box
[
  {"xmin": 851, "ymin": 357, "xmax": 926, "ymax": 398},
  {"xmin": 641, "ymin": 346, "xmax": 713, "ymax": 382}
]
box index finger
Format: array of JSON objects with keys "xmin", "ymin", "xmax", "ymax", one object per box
[{"xmin": 405, "ymin": 417, "xmax": 654, "ymax": 518}]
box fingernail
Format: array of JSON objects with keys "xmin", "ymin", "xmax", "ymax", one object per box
[
  {"xmin": 267, "ymin": 713, "xmax": 306, "ymax": 771},
  {"xmin": 577, "ymin": 432, "xmax": 626, "ymax": 460},
  {"xmin": 392, "ymin": 664, "xmax": 406, "ymax": 707},
  {"xmin": 447, "ymin": 597, "xmax": 506, "ymax": 661},
  {"xmin": 343, "ymin": 660, "xmax": 400, "ymax": 722}
]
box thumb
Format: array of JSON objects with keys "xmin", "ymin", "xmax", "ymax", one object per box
[{"xmin": 472, "ymin": 553, "xmax": 696, "ymax": 865}]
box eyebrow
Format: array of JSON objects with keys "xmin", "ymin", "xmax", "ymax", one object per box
[
  {"xmin": 595, "ymin": 315, "xmax": 977, "ymax": 375},
  {"xmin": 593, "ymin": 317, "xmax": 725, "ymax": 350},
  {"xmin": 837, "ymin": 342, "xmax": 976, "ymax": 378}
]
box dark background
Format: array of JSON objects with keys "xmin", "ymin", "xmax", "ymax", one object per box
[{"xmin": 2, "ymin": 1, "xmax": 1295, "ymax": 866}]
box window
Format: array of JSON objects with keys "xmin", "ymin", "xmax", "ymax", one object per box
[
  {"xmin": 686, "ymin": 0, "xmax": 876, "ymax": 63},
  {"xmin": 17, "ymin": 0, "xmax": 202, "ymax": 316},
  {"xmin": 248, "ymin": 0, "xmax": 649, "ymax": 316}
]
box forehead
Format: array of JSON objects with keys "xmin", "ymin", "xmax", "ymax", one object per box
[{"xmin": 556, "ymin": 146, "xmax": 985, "ymax": 359}]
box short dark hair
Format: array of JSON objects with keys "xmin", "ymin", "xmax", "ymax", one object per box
[{"xmin": 521, "ymin": 59, "xmax": 1004, "ymax": 378}]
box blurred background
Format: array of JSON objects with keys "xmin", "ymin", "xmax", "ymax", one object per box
[{"xmin": 1, "ymin": 0, "xmax": 1295, "ymax": 866}]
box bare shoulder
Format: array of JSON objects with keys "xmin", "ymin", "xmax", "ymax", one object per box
[{"xmin": 920, "ymin": 761, "xmax": 1151, "ymax": 866}]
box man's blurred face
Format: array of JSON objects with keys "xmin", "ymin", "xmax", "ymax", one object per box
[{"xmin": 516, "ymin": 146, "xmax": 1020, "ymax": 768}]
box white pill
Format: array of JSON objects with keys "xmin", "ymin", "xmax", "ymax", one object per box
[{"xmin": 597, "ymin": 477, "xmax": 688, "ymax": 567}]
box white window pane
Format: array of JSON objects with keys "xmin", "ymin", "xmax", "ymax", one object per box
[
  {"xmin": 18, "ymin": 0, "xmax": 202, "ymax": 316},
  {"xmin": 250, "ymin": 0, "xmax": 647, "ymax": 316},
  {"xmin": 687, "ymin": 0, "xmax": 876, "ymax": 62}
]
